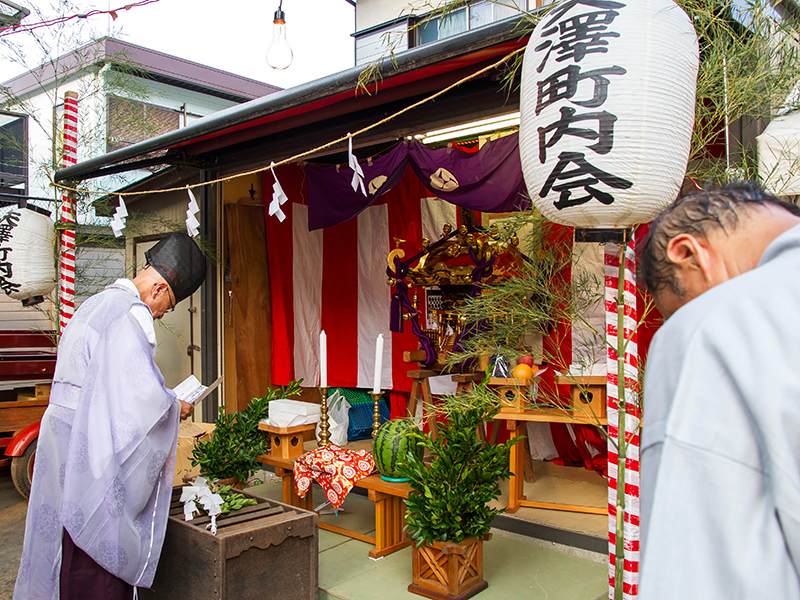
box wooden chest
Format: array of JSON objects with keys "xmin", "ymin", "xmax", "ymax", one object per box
[{"xmin": 140, "ymin": 488, "xmax": 318, "ymax": 600}]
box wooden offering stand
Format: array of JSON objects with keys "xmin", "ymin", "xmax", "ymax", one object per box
[
  {"xmin": 554, "ymin": 374, "xmax": 607, "ymax": 420},
  {"xmin": 257, "ymin": 422, "xmax": 317, "ymax": 512},
  {"xmin": 257, "ymin": 420, "xmax": 413, "ymax": 559},
  {"xmin": 404, "ymin": 349, "xmax": 484, "ymax": 441},
  {"xmin": 489, "ymin": 374, "xmax": 608, "ymax": 516},
  {"xmin": 260, "ymin": 422, "xmax": 316, "ymax": 462}
]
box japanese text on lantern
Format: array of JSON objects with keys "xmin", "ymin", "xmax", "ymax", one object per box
[
  {"xmin": 0, "ymin": 211, "xmax": 19, "ymax": 295},
  {"xmin": 534, "ymin": 0, "xmax": 632, "ymax": 210}
]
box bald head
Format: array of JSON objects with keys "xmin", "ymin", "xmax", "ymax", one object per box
[{"xmin": 132, "ymin": 265, "xmax": 175, "ymax": 320}]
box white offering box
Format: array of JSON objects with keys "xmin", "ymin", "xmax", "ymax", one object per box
[
  {"xmin": 269, "ymin": 399, "xmax": 321, "ymax": 417},
  {"xmin": 265, "ymin": 400, "xmax": 322, "ymax": 428}
]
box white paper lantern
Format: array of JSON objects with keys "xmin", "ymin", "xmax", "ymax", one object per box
[
  {"xmin": 0, "ymin": 207, "xmax": 56, "ymax": 305},
  {"xmin": 519, "ymin": 0, "xmax": 699, "ymax": 228}
]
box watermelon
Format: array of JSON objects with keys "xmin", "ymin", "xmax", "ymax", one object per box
[{"xmin": 373, "ymin": 419, "xmax": 423, "ymax": 480}]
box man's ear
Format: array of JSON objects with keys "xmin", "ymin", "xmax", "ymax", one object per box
[
  {"xmin": 147, "ymin": 281, "xmax": 165, "ymax": 301},
  {"xmin": 666, "ymin": 234, "xmax": 713, "ymax": 278}
]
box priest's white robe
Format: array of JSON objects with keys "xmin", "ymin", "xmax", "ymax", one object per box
[
  {"xmin": 640, "ymin": 224, "xmax": 800, "ymax": 599},
  {"xmin": 14, "ymin": 282, "xmax": 180, "ymax": 600}
]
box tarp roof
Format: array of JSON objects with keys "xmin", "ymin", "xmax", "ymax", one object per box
[{"xmin": 55, "ymin": 17, "xmax": 530, "ymax": 183}]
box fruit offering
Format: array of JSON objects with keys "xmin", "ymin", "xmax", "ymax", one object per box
[{"xmin": 511, "ymin": 363, "xmax": 534, "ymax": 380}]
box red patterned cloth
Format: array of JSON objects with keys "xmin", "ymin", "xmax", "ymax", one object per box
[{"xmin": 293, "ymin": 444, "xmax": 375, "ymax": 509}]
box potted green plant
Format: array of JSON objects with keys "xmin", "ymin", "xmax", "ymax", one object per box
[
  {"xmin": 397, "ymin": 405, "xmax": 518, "ymax": 600},
  {"xmin": 191, "ymin": 381, "xmax": 302, "ymax": 487}
]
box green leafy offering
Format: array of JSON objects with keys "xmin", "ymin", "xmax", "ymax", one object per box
[
  {"xmin": 190, "ymin": 381, "xmax": 302, "ymax": 483},
  {"xmin": 216, "ymin": 485, "xmax": 257, "ymax": 514},
  {"xmin": 396, "ymin": 403, "xmax": 519, "ymax": 548}
]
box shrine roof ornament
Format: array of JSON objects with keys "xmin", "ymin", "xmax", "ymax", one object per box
[{"xmin": 519, "ymin": 0, "xmax": 699, "ymax": 229}]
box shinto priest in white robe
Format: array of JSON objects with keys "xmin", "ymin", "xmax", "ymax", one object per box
[
  {"xmin": 640, "ymin": 224, "xmax": 800, "ymax": 598},
  {"xmin": 14, "ymin": 280, "xmax": 180, "ymax": 599}
]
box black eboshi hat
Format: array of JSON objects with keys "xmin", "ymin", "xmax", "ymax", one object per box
[{"xmin": 145, "ymin": 232, "xmax": 206, "ymax": 303}]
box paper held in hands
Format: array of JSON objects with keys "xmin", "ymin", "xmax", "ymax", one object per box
[{"xmin": 173, "ymin": 375, "xmax": 223, "ymax": 406}]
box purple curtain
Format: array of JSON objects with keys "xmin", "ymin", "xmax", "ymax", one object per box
[
  {"xmin": 305, "ymin": 144, "xmax": 409, "ymax": 231},
  {"xmin": 408, "ymin": 132, "xmax": 530, "ymax": 213},
  {"xmin": 305, "ymin": 133, "xmax": 530, "ymax": 231}
]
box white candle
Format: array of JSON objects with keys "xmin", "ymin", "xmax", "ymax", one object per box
[
  {"xmin": 372, "ymin": 333, "xmax": 384, "ymax": 394},
  {"xmin": 320, "ymin": 330, "xmax": 328, "ymax": 388}
]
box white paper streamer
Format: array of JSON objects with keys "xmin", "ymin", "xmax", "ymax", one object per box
[
  {"xmin": 180, "ymin": 476, "xmax": 224, "ymax": 535},
  {"xmin": 348, "ymin": 135, "xmax": 366, "ymax": 197},
  {"xmin": 186, "ymin": 187, "xmax": 200, "ymax": 237},
  {"xmin": 111, "ymin": 195, "xmax": 128, "ymax": 238},
  {"xmin": 269, "ymin": 162, "xmax": 288, "ymax": 222}
]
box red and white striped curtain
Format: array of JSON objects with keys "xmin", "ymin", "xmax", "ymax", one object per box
[
  {"xmin": 264, "ymin": 164, "xmax": 461, "ymax": 393},
  {"xmin": 58, "ymin": 91, "xmax": 78, "ymax": 332}
]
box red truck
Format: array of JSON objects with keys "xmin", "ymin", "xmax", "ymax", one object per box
[{"xmin": 0, "ymin": 330, "xmax": 56, "ymax": 498}]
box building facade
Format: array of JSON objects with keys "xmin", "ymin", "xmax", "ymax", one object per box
[
  {"xmin": 0, "ymin": 37, "xmax": 280, "ymax": 202},
  {"xmin": 0, "ymin": 38, "xmax": 280, "ymax": 331},
  {"xmin": 354, "ymin": 0, "xmax": 552, "ymax": 65}
]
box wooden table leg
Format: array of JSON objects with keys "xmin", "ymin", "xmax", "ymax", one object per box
[
  {"xmin": 523, "ymin": 433, "xmax": 535, "ymax": 484},
  {"xmin": 506, "ymin": 419, "xmax": 526, "ymax": 513},
  {"xmin": 368, "ymin": 490, "xmax": 412, "ymax": 559},
  {"xmin": 420, "ymin": 378, "xmax": 439, "ymax": 442},
  {"xmin": 275, "ymin": 465, "xmax": 313, "ymax": 511},
  {"xmin": 408, "ymin": 378, "xmax": 421, "ymax": 418},
  {"xmin": 488, "ymin": 420, "xmax": 501, "ymax": 445}
]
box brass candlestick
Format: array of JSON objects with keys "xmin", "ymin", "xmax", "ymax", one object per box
[
  {"xmin": 369, "ymin": 391, "xmax": 383, "ymax": 438},
  {"xmin": 318, "ymin": 386, "xmax": 330, "ymax": 446}
]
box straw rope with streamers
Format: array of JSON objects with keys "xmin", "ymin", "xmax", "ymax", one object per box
[{"xmin": 49, "ymin": 46, "xmax": 525, "ymax": 198}]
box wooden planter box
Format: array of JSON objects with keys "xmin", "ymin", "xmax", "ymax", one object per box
[
  {"xmin": 140, "ymin": 488, "xmax": 318, "ymax": 600},
  {"xmin": 409, "ymin": 534, "xmax": 490, "ymax": 600}
]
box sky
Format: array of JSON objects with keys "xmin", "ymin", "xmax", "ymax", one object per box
[{"xmin": 0, "ymin": 0, "xmax": 357, "ymax": 90}]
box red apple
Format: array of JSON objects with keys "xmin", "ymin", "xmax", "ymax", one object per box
[{"xmin": 517, "ymin": 354, "xmax": 535, "ymax": 367}]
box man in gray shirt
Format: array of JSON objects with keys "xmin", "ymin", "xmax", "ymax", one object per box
[{"xmin": 638, "ymin": 183, "xmax": 800, "ymax": 599}]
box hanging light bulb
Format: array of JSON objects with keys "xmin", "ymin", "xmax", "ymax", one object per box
[{"xmin": 266, "ymin": 0, "xmax": 293, "ymax": 70}]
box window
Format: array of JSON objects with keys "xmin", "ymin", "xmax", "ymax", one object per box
[
  {"xmin": 413, "ymin": 0, "xmax": 527, "ymax": 47},
  {"xmin": 0, "ymin": 112, "xmax": 27, "ymax": 194}
]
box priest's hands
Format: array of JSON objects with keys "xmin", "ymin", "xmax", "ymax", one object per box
[{"xmin": 179, "ymin": 400, "xmax": 194, "ymax": 420}]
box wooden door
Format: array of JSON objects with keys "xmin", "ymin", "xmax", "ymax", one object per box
[{"xmin": 225, "ymin": 202, "xmax": 272, "ymax": 411}]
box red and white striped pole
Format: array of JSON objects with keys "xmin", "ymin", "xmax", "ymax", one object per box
[
  {"xmin": 605, "ymin": 239, "xmax": 641, "ymax": 600},
  {"xmin": 58, "ymin": 91, "xmax": 78, "ymax": 333}
]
